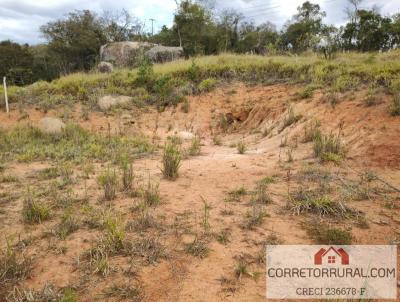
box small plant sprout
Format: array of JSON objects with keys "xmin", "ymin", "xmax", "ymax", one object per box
[
  {"xmin": 201, "ymin": 196, "xmax": 211, "ymax": 233},
  {"xmin": 120, "ymin": 160, "xmax": 134, "ymax": 192}
]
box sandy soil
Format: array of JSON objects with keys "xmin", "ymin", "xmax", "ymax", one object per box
[{"xmin": 0, "ymin": 82, "xmax": 399, "ymax": 301}]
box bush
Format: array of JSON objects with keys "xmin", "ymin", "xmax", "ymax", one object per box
[
  {"xmin": 154, "ymin": 74, "xmax": 173, "ymax": 104},
  {"xmin": 198, "ymin": 78, "xmax": 217, "ymax": 93},
  {"xmin": 161, "ymin": 142, "xmax": 181, "ymax": 180},
  {"xmin": 136, "ymin": 57, "xmax": 155, "ymax": 89},
  {"xmin": 298, "ymin": 84, "xmax": 318, "ymax": 99},
  {"xmin": 97, "ymin": 168, "xmax": 118, "ymax": 201},
  {"xmin": 306, "ymin": 221, "xmax": 353, "ymax": 245},
  {"xmin": 390, "ymin": 94, "xmax": 400, "ymax": 116}
]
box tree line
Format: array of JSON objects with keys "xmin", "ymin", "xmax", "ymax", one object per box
[{"xmin": 1, "ymin": 0, "xmax": 399, "ymax": 86}]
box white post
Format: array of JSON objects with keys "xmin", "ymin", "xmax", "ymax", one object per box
[{"xmin": 3, "ymin": 77, "xmax": 9, "ymax": 114}]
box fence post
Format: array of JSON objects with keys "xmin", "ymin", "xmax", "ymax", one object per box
[{"xmin": 3, "ymin": 76, "xmax": 9, "ymax": 114}]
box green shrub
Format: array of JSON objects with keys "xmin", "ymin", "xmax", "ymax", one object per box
[
  {"xmin": 136, "ymin": 57, "xmax": 155, "ymax": 88},
  {"xmin": 334, "ymin": 74, "xmax": 360, "ymax": 92},
  {"xmin": 390, "ymin": 94, "xmax": 400, "ymax": 116},
  {"xmin": 154, "ymin": 74, "xmax": 173, "ymax": 104},
  {"xmin": 306, "ymin": 221, "xmax": 353, "ymax": 245},
  {"xmin": 187, "ymin": 59, "xmax": 201, "ymax": 82},
  {"xmin": 161, "ymin": 142, "xmax": 181, "ymax": 180},
  {"xmin": 298, "ymin": 84, "xmax": 318, "ymax": 99},
  {"xmin": 198, "ymin": 78, "xmax": 217, "ymax": 93}
]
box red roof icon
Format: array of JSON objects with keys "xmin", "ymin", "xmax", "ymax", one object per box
[{"xmin": 314, "ymin": 247, "xmax": 349, "ymax": 265}]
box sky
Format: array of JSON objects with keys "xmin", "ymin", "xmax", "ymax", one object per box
[{"xmin": 0, "ymin": 0, "xmax": 398, "ymax": 44}]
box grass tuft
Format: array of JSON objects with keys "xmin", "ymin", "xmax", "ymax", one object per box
[
  {"xmin": 184, "ymin": 236, "xmax": 210, "ymax": 258},
  {"xmin": 22, "ymin": 189, "xmax": 50, "ymax": 224},
  {"xmin": 161, "ymin": 141, "xmax": 181, "ymax": 180},
  {"xmin": 97, "ymin": 168, "xmax": 118, "ymax": 201},
  {"xmin": 237, "ymin": 141, "xmax": 246, "ymax": 154},
  {"xmin": 305, "ymin": 220, "xmax": 353, "ymax": 245},
  {"xmin": 313, "ymin": 131, "xmax": 345, "ymax": 162}
]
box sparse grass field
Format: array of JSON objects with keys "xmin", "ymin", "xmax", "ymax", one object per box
[{"xmin": 0, "ymin": 52, "xmax": 399, "ymax": 301}]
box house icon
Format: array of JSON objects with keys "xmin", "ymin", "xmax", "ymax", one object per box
[{"xmin": 314, "ymin": 247, "xmax": 349, "ymax": 265}]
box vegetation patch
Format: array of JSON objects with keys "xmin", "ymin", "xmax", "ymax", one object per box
[
  {"xmin": 305, "ymin": 220, "xmax": 353, "ymax": 245},
  {"xmin": 313, "ymin": 131, "xmax": 346, "ymax": 163},
  {"xmin": 0, "ymin": 240, "xmax": 33, "ymax": 290},
  {"xmin": 0, "ymin": 124, "xmax": 153, "ymax": 164},
  {"xmin": 161, "ymin": 141, "xmax": 181, "ymax": 180},
  {"xmin": 22, "ymin": 190, "xmax": 51, "ymax": 224}
]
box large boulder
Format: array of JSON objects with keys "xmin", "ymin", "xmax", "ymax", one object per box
[
  {"xmin": 100, "ymin": 42, "xmax": 184, "ymax": 67},
  {"xmin": 145, "ymin": 45, "xmax": 184, "ymax": 63},
  {"xmin": 38, "ymin": 117, "xmax": 65, "ymax": 135},
  {"xmin": 100, "ymin": 42, "xmax": 155, "ymax": 67},
  {"xmin": 98, "ymin": 95, "xmax": 132, "ymax": 111},
  {"xmin": 97, "ymin": 61, "xmax": 113, "ymax": 73}
]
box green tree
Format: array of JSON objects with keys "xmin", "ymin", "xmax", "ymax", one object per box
[
  {"xmin": 342, "ymin": 9, "xmax": 393, "ymax": 51},
  {"xmin": 41, "ymin": 10, "xmax": 107, "ymax": 74},
  {"xmin": 280, "ymin": 1, "xmax": 326, "ymax": 52},
  {"xmin": 0, "ymin": 40, "xmax": 34, "ymax": 85},
  {"xmin": 173, "ymin": 0, "xmax": 217, "ymax": 55}
]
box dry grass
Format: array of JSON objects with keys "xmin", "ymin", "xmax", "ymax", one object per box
[{"xmin": 161, "ymin": 141, "xmax": 181, "ymax": 180}]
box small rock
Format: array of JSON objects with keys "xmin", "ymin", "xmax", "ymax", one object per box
[
  {"xmin": 38, "ymin": 117, "xmax": 65, "ymax": 135},
  {"xmin": 97, "ymin": 61, "xmax": 113, "ymax": 73},
  {"xmin": 121, "ymin": 113, "xmax": 133, "ymax": 120},
  {"xmin": 177, "ymin": 131, "xmax": 194, "ymax": 140},
  {"xmin": 98, "ymin": 95, "xmax": 132, "ymax": 111},
  {"xmin": 372, "ymin": 219, "xmax": 389, "ymax": 226}
]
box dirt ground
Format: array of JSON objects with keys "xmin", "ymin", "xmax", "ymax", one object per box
[{"xmin": 0, "ymin": 82, "xmax": 399, "ymax": 301}]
